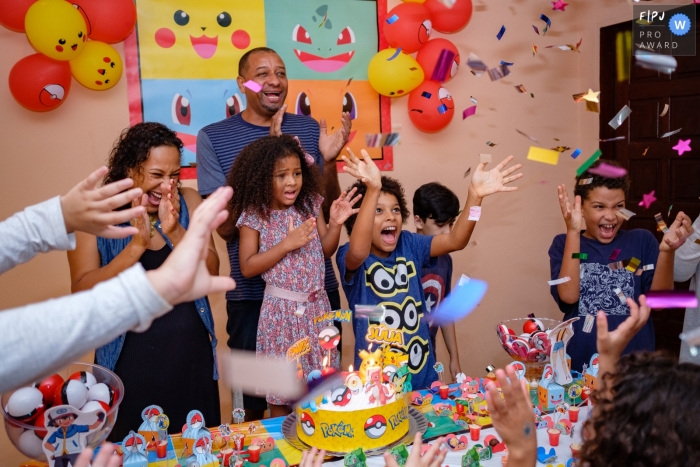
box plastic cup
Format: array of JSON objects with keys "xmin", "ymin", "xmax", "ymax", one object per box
[
  {"xmin": 469, "ymin": 424, "xmax": 481, "ymax": 441},
  {"xmin": 581, "ymin": 388, "xmax": 591, "ymax": 401},
  {"xmin": 571, "ymin": 442, "xmax": 582, "ymax": 458},
  {"xmin": 156, "ymin": 440, "xmax": 168, "ymax": 458},
  {"xmin": 547, "ymin": 428, "xmax": 561, "ymax": 447},
  {"xmin": 220, "ymin": 448, "xmax": 234, "ymax": 465},
  {"xmin": 439, "ymin": 385, "xmax": 449, "ymax": 399},
  {"xmin": 569, "ymin": 406, "xmax": 580, "ymax": 422},
  {"xmin": 455, "ymin": 399, "xmax": 466, "ymax": 414},
  {"xmin": 248, "ymin": 445, "xmax": 261, "ymax": 463}
]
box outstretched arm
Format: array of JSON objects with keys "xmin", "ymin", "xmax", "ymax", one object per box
[
  {"xmin": 652, "ymin": 211, "xmax": 694, "ymax": 290},
  {"xmin": 318, "ymin": 188, "xmax": 362, "ymax": 259},
  {"xmin": 430, "ymin": 156, "xmax": 522, "ymax": 257},
  {"xmin": 556, "ymin": 184, "xmax": 583, "ymax": 304}
]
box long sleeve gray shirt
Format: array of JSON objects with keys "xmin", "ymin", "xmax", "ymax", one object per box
[
  {"xmin": 675, "ymin": 215, "xmax": 700, "ymax": 364},
  {"xmin": 0, "ymin": 197, "xmax": 172, "ymax": 393}
]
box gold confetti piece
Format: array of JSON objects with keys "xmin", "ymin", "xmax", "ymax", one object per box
[
  {"xmin": 527, "ymin": 146, "xmax": 560, "ymax": 165},
  {"xmin": 578, "ymin": 178, "xmax": 593, "ymax": 185},
  {"xmin": 660, "ymin": 103, "xmax": 669, "ymax": 117},
  {"xmin": 655, "ymin": 213, "xmax": 669, "ymax": 233},
  {"xmin": 642, "ymin": 147, "xmax": 649, "ymax": 156},
  {"xmin": 609, "ymin": 261, "xmax": 624, "ymax": 270},
  {"xmin": 485, "ymin": 141, "xmax": 497, "ymax": 147},
  {"xmin": 530, "ymin": 93, "xmax": 535, "ymax": 98},
  {"xmin": 625, "ymin": 257, "xmax": 641, "ymax": 273},
  {"xmin": 551, "ymin": 146, "xmax": 571, "ymax": 153},
  {"xmin": 532, "ymin": 44, "xmax": 538, "ymax": 57},
  {"xmin": 586, "ymin": 101, "xmax": 600, "ymax": 113},
  {"xmin": 616, "ymin": 208, "xmax": 636, "ymax": 220},
  {"xmin": 695, "ymin": 239, "xmax": 700, "ymax": 245},
  {"xmin": 515, "ymin": 84, "xmax": 527, "ymax": 93},
  {"xmin": 480, "ymin": 154, "xmax": 492, "ymax": 163},
  {"xmin": 581, "ymin": 89, "xmax": 600, "ymax": 103},
  {"xmin": 554, "ymin": 138, "xmax": 561, "ymax": 141}
]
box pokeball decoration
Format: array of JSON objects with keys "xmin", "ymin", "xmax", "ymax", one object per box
[{"xmin": 318, "ymin": 326, "xmax": 341, "ymax": 350}]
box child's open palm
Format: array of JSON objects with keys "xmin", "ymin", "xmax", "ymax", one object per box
[
  {"xmin": 329, "ymin": 187, "xmax": 362, "ymax": 226},
  {"xmin": 342, "ymin": 147, "xmax": 381, "ymax": 189},
  {"xmin": 283, "ymin": 217, "xmax": 317, "ymax": 251},
  {"xmin": 557, "ymin": 184, "xmax": 582, "ymax": 232},
  {"xmin": 470, "ymin": 155, "xmax": 522, "ymax": 198},
  {"xmin": 660, "ymin": 211, "xmax": 694, "ymax": 252}
]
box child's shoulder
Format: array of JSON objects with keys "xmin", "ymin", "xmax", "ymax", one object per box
[{"xmin": 617, "ymin": 228, "xmax": 658, "ymax": 248}]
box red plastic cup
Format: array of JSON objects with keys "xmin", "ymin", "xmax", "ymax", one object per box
[
  {"xmin": 220, "ymin": 448, "xmax": 234, "ymax": 465},
  {"xmin": 439, "ymin": 385, "xmax": 449, "ymax": 399},
  {"xmin": 248, "ymin": 445, "xmax": 261, "ymax": 463},
  {"xmin": 455, "ymin": 399, "xmax": 466, "ymax": 414},
  {"xmin": 569, "ymin": 406, "xmax": 580, "ymax": 422},
  {"xmin": 469, "ymin": 424, "xmax": 481, "ymax": 441},
  {"xmin": 156, "ymin": 440, "xmax": 168, "ymax": 459},
  {"xmin": 233, "ymin": 433, "xmax": 246, "ymax": 452},
  {"xmin": 547, "ymin": 428, "xmax": 561, "ymax": 447},
  {"xmin": 581, "ymin": 388, "xmax": 591, "ymax": 401},
  {"xmin": 571, "ymin": 442, "xmax": 582, "ymax": 458}
]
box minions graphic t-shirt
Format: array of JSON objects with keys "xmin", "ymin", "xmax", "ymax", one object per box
[{"xmin": 336, "ymin": 231, "xmax": 438, "ymax": 390}]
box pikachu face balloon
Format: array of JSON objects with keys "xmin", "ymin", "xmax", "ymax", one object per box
[
  {"xmin": 367, "ymin": 48, "xmax": 424, "ymax": 97},
  {"xmin": 25, "ymin": 0, "xmax": 88, "ymax": 61},
  {"xmin": 70, "ymin": 41, "xmax": 123, "ymax": 90}
]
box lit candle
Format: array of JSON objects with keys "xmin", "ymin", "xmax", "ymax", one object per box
[{"xmin": 321, "ymin": 355, "xmax": 336, "ymax": 377}]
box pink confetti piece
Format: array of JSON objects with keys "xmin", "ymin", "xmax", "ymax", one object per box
[
  {"xmin": 431, "ymin": 49, "xmax": 456, "ymax": 82},
  {"xmin": 587, "ymin": 162, "xmax": 627, "ymax": 178},
  {"xmin": 645, "ymin": 291, "xmax": 698, "ymax": 309},
  {"xmin": 609, "ymin": 249, "xmax": 621, "ymax": 261},
  {"xmin": 243, "ymin": 80, "xmax": 262, "ymax": 93},
  {"xmin": 672, "ymin": 138, "xmax": 691, "ymax": 156},
  {"xmin": 638, "ymin": 190, "xmax": 657, "ymax": 209},
  {"xmin": 462, "ymin": 105, "xmax": 476, "ymax": 119}
]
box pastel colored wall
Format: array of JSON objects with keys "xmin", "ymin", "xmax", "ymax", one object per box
[{"xmin": 0, "ymin": 0, "xmax": 638, "ymax": 463}]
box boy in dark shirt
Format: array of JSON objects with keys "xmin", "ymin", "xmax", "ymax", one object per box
[
  {"xmin": 413, "ymin": 182, "xmax": 462, "ymax": 381},
  {"xmin": 549, "ymin": 160, "xmax": 693, "ymax": 371}
]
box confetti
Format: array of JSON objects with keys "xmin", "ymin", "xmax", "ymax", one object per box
[
  {"xmin": 467, "ymin": 52, "xmax": 488, "ymax": 75},
  {"xmin": 546, "ymin": 38, "xmax": 583, "ymax": 52},
  {"xmin": 599, "ymin": 136, "xmax": 626, "ymax": 142},
  {"xmin": 616, "ymin": 208, "xmax": 636, "ymax": 220},
  {"xmin": 572, "ymin": 253, "xmax": 588, "ymax": 259},
  {"xmin": 660, "ymin": 128, "xmax": 682, "ymax": 138},
  {"xmin": 221, "ymin": 350, "xmax": 305, "ymax": 400},
  {"xmin": 625, "ymin": 257, "xmax": 641, "ymax": 273},
  {"xmin": 497, "ymin": 25, "xmax": 506, "ymax": 40},
  {"xmin": 576, "ymin": 149, "xmax": 602, "ymax": 176},
  {"xmin": 673, "ymin": 139, "xmax": 692, "ymax": 156},
  {"xmin": 387, "ymin": 48, "xmax": 402, "ymax": 61},
  {"xmin": 438, "ymin": 104, "xmax": 449, "ymax": 114},
  {"xmin": 532, "ymin": 25, "xmax": 540, "ymax": 35},
  {"xmin": 540, "ymin": 14, "xmax": 551, "ymax": 35},
  {"xmin": 586, "ymin": 101, "xmax": 600, "ymax": 113},
  {"xmin": 608, "ymin": 105, "xmax": 632, "ymax": 129},
  {"xmin": 642, "ymin": 147, "xmax": 649, "ymax": 156},
  {"xmin": 668, "ymin": 205, "xmax": 673, "ymax": 217},
  {"xmin": 432, "ymin": 49, "xmax": 456, "ymax": 82},
  {"xmin": 527, "ymin": 146, "xmax": 560, "ymax": 165},
  {"xmin": 431, "ymin": 278, "xmax": 488, "ymax": 326},
  {"xmin": 319, "ymin": 12, "xmax": 328, "ymax": 28},
  {"xmin": 642, "ymin": 264, "xmax": 655, "ymax": 271},
  {"xmin": 571, "ymin": 148, "xmax": 582, "ymax": 159},
  {"xmin": 696, "ymin": 239, "xmax": 700, "ymax": 245},
  {"xmin": 583, "ymin": 315, "xmax": 595, "ymax": 333},
  {"xmin": 551, "ymin": 146, "xmax": 571, "ymax": 153},
  {"xmin": 480, "ymin": 153, "xmax": 492, "ymax": 163},
  {"xmin": 587, "ymin": 162, "xmax": 627, "ymax": 178},
  {"xmin": 243, "ymin": 80, "xmax": 262, "ymax": 93},
  {"xmin": 609, "ymin": 260, "xmax": 624, "ymax": 270},
  {"xmin": 438, "ymin": 0, "xmax": 457, "ymax": 7},
  {"xmin": 530, "ymin": 93, "xmax": 535, "ymax": 98},
  {"xmin": 470, "ymin": 96, "xmax": 478, "ymax": 104},
  {"xmin": 646, "ymin": 291, "xmax": 698, "ymax": 309},
  {"xmin": 346, "ymin": 77, "xmax": 353, "ymax": 87},
  {"xmin": 462, "ymin": 105, "xmax": 477, "ymax": 119},
  {"xmin": 532, "ymin": 44, "xmax": 538, "ymax": 57},
  {"xmin": 635, "ymin": 50, "xmax": 677, "ymax": 74},
  {"xmin": 500, "ymin": 60, "xmax": 514, "ymax": 66},
  {"xmin": 578, "ymin": 178, "xmax": 593, "ymax": 185},
  {"xmin": 610, "ymin": 249, "xmax": 621, "ymax": 261},
  {"xmin": 654, "ymin": 213, "xmax": 669, "ymax": 233},
  {"xmin": 638, "ymin": 190, "xmax": 657, "ymax": 209},
  {"xmin": 515, "ymin": 84, "xmax": 527, "ymax": 93},
  {"xmin": 421, "ymin": 91, "xmax": 432, "ymax": 99},
  {"xmin": 485, "ymin": 141, "xmax": 497, "ymax": 147},
  {"xmin": 468, "ymin": 206, "xmax": 482, "ymax": 221},
  {"xmin": 548, "ymin": 276, "xmax": 571, "ymax": 285},
  {"xmin": 613, "ymin": 287, "xmax": 626, "ymax": 303},
  {"xmin": 355, "ymin": 304, "xmax": 386, "ymax": 320},
  {"xmin": 365, "ymin": 132, "xmax": 401, "ymax": 148},
  {"xmin": 516, "ymin": 129, "xmax": 539, "ymax": 142},
  {"xmin": 463, "ymin": 167, "xmax": 472, "ymax": 178},
  {"xmin": 386, "ymin": 14, "xmax": 399, "ymax": 24},
  {"xmin": 660, "ymin": 104, "xmax": 669, "ymax": 117},
  {"xmin": 552, "ymin": 0, "xmax": 569, "ymax": 11},
  {"xmin": 487, "ymin": 64, "xmax": 510, "ymax": 81}
]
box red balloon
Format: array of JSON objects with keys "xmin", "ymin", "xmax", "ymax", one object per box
[
  {"xmin": 407, "ymin": 80, "xmax": 454, "ymax": 133},
  {"xmin": 383, "ymin": 3, "xmax": 432, "ymax": 54},
  {"xmin": 72, "ymin": 0, "xmax": 136, "ymax": 43},
  {"xmin": 0, "ymin": 0, "xmax": 36, "ymax": 32},
  {"xmin": 416, "ymin": 38, "xmax": 460, "ymax": 83},
  {"xmin": 424, "ymin": 0, "xmax": 472, "ymax": 33},
  {"xmin": 8, "ymin": 53, "xmax": 72, "ymax": 112}
]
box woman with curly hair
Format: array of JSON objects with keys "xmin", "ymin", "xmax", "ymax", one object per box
[
  {"xmin": 67, "ymin": 122, "xmax": 221, "ymax": 440},
  {"xmin": 218, "ymin": 134, "xmax": 360, "ymax": 417}
]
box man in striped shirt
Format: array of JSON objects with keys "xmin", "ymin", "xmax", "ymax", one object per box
[{"xmin": 197, "ymin": 47, "xmax": 351, "ymax": 421}]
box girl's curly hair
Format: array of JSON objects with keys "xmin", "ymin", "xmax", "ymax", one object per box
[
  {"xmin": 580, "ymin": 351, "xmax": 700, "ymax": 467},
  {"xmin": 103, "ymin": 122, "xmax": 183, "ymax": 186},
  {"xmin": 226, "ymin": 134, "xmax": 321, "ymax": 237},
  {"xmin": 343, "ymin": 176, "xmax": 410, "ymax": 235}
]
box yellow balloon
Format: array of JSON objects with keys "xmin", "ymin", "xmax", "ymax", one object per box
[
  {"xmin": 25, "ymin": 0, "xmax": 87, "ymax": 61},
  {"xmin": 367, "ymin": 48, "xmax": 424, "ymax": 97},
  {"xmin": 70, "ymin": 41, "xmax": 123, "ymax": 90}
]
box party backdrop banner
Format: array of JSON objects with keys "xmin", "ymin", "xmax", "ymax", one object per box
[{"xmin": 124, "ymin": 0, "xmax": 393, "ymax": 178}]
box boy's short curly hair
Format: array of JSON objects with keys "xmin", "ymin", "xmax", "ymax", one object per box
[
  {"xmin": 344, "ymin": 176, "xmax": 410, "ymax": 235},
  {"xmin": 574, "ymin": 159, "xmax": 630, "ymax": 201},
  {"xmin": 580, "ymin": 351, "xmax": 700, "ymax": 467},
  {"xmin": 413, "ymin": 182, "xmax": 460, "ymax": 224}
]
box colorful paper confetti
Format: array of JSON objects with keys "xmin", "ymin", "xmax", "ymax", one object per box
[
  {"xmin": 500, "ymin": 60, "xmax": 514, "ymax": 66},
  {"xmin": 635, "ymin": 50, "xmax": 677, "ymax": 74},
  {"xmin": 516, "ymin": 129, "xmax": 539, "ymax": 142},
  {"xmin": 551, "ymin": 0, "xmax": 569, "ymax": 11},
  {"xmin": 497, "ymin": 25, "xmax": 506, "ymax": 40},
  {"xmin": 365, "ymin": 132, "xmax": 401, "ymax": 148},
  {"xmin": 599, "ymin": 136, "xmax": 626, "ymax": 142},
  {"xmin": 660, "ymin": 128, "xmax": 682, "ymax": 138},
  {"xmin": 587, "ymin": 162, "xmax": 627, "ymax": 178},
  {"xmin": 462, "ymin": 105, "xmax": 477, "ymax": 119},
  {"xmin": 532, "ymin": 44, "xmax": 538, "ymax": 57},
  {"xmin": 527, "ymin": 146, "xmax": 560, "ymax": 165},
  {"xmin": 463, "ymin": 167, "xmax": 472, "ymax": 178},
  {"xmin": 660, "ymin": 104, "xmax": 669, "ymax": 117},
  {"xmin": 387, "ymin": 48, "xmax": 402, "ymax": 61},
  {"xmin": 571, "ymin": 148, "xmax": 582, "ymax": 159},
  {"xmin": 610, "ymin": 249, "xmax": 621, "ymax": 261},
  {"xmin": 673, "ymin": 139, "xmax": 692, "ymax": 156},
  {"xmin": 486, "ymin": 141, "xmax": 497, "ymax": 147},
  {"xmin": 533, "ymin": 25, "xmax": 540, "ymax": 35},
  {"xmin": 386, "ymin": 14, "xmax": 399, "ymax": 24},
  {"xmin": 578, "ymin": 178, "xmax": 593, "ymax": 185},
  {"xmin": 515, "ymin": 84, "xmax": 527, "ymax": 93},
  {"xmin": 616, "ymin": 208, "xmax": 636, "ymax": 220},
  {"xmin": 470, "ymin": 96, "xmax": 478, "ymax": 104},
  {"xmin": 548, "ymin": 276, "xmax": 571, "ymax": 285},
  {"xmin": 638, "ymin": 190, "xmax": 657, "ymax": 209},
  {"xmin": 646, "ymin": 291, "xmax": 698, "ymax": 309},
  {"xmin": 572, "ymin": 253, "xmax": 588, "ymax": 259},
  {"xmin": 432, "ymin": 49, "xmax": 456, "ymax": 82},
  {"xmin": 488, "ymin": 64, "xmax": 510, "ymax": 81},
  {"xmin": 243, "ymin": 80, "xmax": 262, "ymax": 93},
  {"xmin": 480, "ymin": 154, "xmax": 492, "ymax": 163},
  {"xmin": 609, "ymin": 105, "xmax": 632, "ymax": 129},
  {"xmin": 654, "ymin": 213, "xmax": 669, "ymax": 232},
  {"xmin": 468, "ymin": 206, "xmax": 482, "ymax": 221},
  {"xmin": 551, "ymin": 146, "xmax": 571, "ymax": 153},
  {"xmin": 540, "ymin": 14, "xmax": 552, "ymax": 35},
  {"xmin": 576, "ymin": 149, "xmax": 602, "ymax": 176}
]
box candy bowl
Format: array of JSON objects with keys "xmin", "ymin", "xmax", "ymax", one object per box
[
  {"xmin": 495, "ymin": 318, "xmax": 563, "ymax": 378},
  {"xmin": 2, "ymin": 362, "xmax": 124, "ymax": 461}
]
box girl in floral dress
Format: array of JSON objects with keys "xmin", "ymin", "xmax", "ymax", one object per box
[{"xmin": 222, "ymin": 135, "xmax": 361, "ymax": 416}]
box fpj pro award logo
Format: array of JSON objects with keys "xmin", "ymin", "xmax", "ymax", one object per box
[{"xmin": 633, "ymin": 4, "xmax": 696, "ymax": 56}]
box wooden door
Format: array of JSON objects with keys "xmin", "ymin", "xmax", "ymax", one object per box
[{"xmin": 600, "ymin": 14, "xmax": 700, "ymax": 356}]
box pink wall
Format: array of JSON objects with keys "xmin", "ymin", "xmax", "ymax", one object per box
[{"xmin": 0, "ymin": 0, "xmax": 636, "ymax": 463}]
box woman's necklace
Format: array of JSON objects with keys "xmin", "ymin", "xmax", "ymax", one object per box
[{"xmin": 149, "ymin": 214, "xmax": 158, "ymax": 238}]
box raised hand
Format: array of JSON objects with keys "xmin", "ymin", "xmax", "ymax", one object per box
[
  {"xmin": 319, "ymin": 111, "xmax": 352, "ymax": 162},
  {"xmin": 341, "ymin": 147, "xmax": 381, "ymax": 189},
  {"xmin": 282, "ymin": 217, "xmax": 317, "ymax": 251},
  {"xmin": 131, "ymin": 194, "xmax": 151, "ymax": 250},
  {"xmin": 73, "ymin": 444, "xmax": 122, "ymax": 467},
  {"xmin": 60, "ymin": 166, "xmax": 145, "ymax": 238},
  {"xmin": 329, "ymin": 187, "xmax": 362, "ymax": 226},
  {"xmin": 469, "ymin": 155, "xmax": 523, "ymax": 199},
  {"xmin": 557, "ymin": 184, "xmax": 582, "ymax": 233},
  {"xmin": 269, "ymin": 104, "xmax": 287, "ymax": 137},
  {"xmin": 299, "ymin": 447, "xmax": 326, "ymax": 467},
  {"xmin": 596, "ymin": 296, "xmax": 651, "ymax": 362},
  {"xmin": 158, "ymin": 179, "xmax": 181, "ymax": 236},
  {"xmin": 660, "ymin": 211, "xmax": 694, "ymax": 252}
]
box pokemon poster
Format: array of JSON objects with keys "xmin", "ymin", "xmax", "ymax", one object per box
[{"xmin": 124, "ymin": 0, "xmax": 393, "ymax": 177}]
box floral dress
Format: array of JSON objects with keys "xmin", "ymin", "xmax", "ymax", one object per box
[{"xmin": 236, "ymin": 194, "xmax": 340, "ymax": 404}]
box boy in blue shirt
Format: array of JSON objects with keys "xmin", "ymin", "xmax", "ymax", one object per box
[
  {"xmin": 413, "ymin": 182, "xmax": 462, "ymax": 381},
  {"xmin": 337, "ymin": 150, "xmax": 522, "ymax": 390},
  {"xmin": 549, "ymin": 160, "xmax": 693, "ymax": 372}
]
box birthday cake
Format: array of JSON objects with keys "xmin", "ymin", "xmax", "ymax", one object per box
[{"xmin": 296, "ymin": 349, "xmax": 411, "ymax": 453}]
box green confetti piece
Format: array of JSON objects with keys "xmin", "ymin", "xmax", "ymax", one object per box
[
  {"xmin": 576, "ymin": 149, "xmax": 602, "ymax": 177},
  {"xmin": 572, "ymin": 253, "xmax": 588, "ymax": 259}
]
